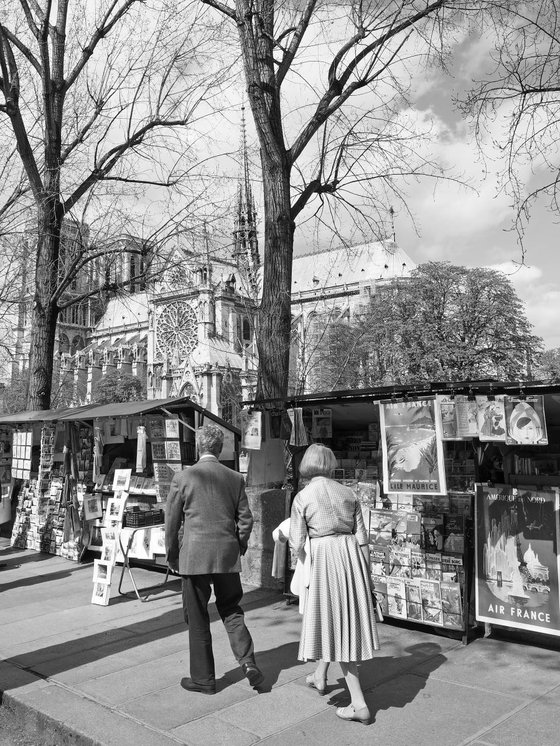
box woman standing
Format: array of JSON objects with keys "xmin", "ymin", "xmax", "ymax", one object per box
[{"xmin": 289, "ymin": 444, "xmax": 379, "ymax": 725}]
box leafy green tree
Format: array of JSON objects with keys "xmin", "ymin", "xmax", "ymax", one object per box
[
  {"xmin": 92, "ymin": 371, "xmax": 144, "ymax": 405},
  {"xmin": 317, "ymin": 262, "xmax": 543, "ymax": 389},
  {"xmin": 536, "ymin": 348, "xmax": 560, "ymax": 383}
]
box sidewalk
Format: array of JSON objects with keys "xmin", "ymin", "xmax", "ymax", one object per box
[{"xmin": 1, "ymin": 537, "xmax": 559, "ymax": 746}]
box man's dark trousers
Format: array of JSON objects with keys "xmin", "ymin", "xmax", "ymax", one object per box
[{"xmin": 182, "ymin": 573, "xmax": 255, "ymax": 688}]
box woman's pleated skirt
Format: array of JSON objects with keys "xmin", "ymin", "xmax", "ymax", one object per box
[{"xmin": 298, "ymin": 533, "xmax": 380, "ymax": 663}]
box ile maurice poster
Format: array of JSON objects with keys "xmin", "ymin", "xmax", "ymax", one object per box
[
  {"xmin": 379, "ymin": 398, "xmax": 447, "ymax": 495},
  {"xmin": 475, "ymin": 484, "xmax": 560, "ymax": 636}
]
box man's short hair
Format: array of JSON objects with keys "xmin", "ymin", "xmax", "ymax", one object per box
[{"xmin": 196, "ymin": 424, "xmax": 224, "ymax": 456}]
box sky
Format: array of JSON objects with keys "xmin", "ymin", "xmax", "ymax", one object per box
[{"xmin": 285, "ymin": 13, "xmax": 560, "ymax": 352}]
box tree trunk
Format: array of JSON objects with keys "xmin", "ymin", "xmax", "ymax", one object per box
[
  {"xmin": 27, "ymin": 197, "xmax": 62, "ymax": 410},
  {"xmin": 255, "ymin": 152, "xmax": 294, "ymax": 402}
]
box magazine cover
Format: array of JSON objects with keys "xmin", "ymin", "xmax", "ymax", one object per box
[
  {"xmin": 421, "ymin": 514, "xmax": 445, "ymax": 552},
  {"xmin": 420, "ymin": 579, "xmax": 443, "ymax": 626},
  {"xmin": 475, "ymin": 484, "xmax": 560, "ymax": 636},
  {"xmin": 454, "ymin": 395, "xmax": 479, "ymax": 438},
  {"xmin": 443, "ymin": 515, "xmax": 465, "ymax": 553},
  {"xmin": 388, "ymin": 546, "xmax": 412, "ymax": 578},
  {"xmin": 405, "ymin": 579, "xmax": 423, "ymax": 621},
  {"xmin": 425, "ymin": 552, "xmax": 443, "ymax": 581},
  {"xmin": 449, "ymin": 493, "xmax": 473, "ymax": 518},
  {"xmin": 372, "ymin": 575, "xmax": 388, "ymax": 616},
  {"xmin": 441, "ymin": 581, "xmax": 464, "ymax": 629},
  {"xmin": 370, "ymin": 545, "xmax": 389, "ymax": 576},
  {"xmin": 379, "ymin": 398, "xmax": 447, "ymax": 495},
  {"xmin": 387, "ymin": 577, "xmax": 407, "ymax": 619},
  {"xmin": 405, "ymin": 511, "xmax": 422, "ymax": 546},
  {"xmin": 442, "ymin": 554, "xmax": 465, "ymax": 584},
  {"xmin": 476, "ymin": 395, "xmax": 507, "ymax": 442},
  {"xmin": 411, "ymin": 549, "xmax": 427, "ymax": 578},
  {"xmin": 369, "ymin": 509, "xmax": 395, "ymax": 546},
  {"xmin": 437, "ymin": 395, "xmax": 465, "ymax": 440},
  {"xmin": 504, "ymin": 395, "xmax": 548, "ymax": 446},
  {"xmin": 311, "ymin": 408, "xmax": 332, "ymax": 439}
]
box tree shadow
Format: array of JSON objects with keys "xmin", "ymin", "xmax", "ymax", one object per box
[{"xmin": 0, "ymin": 585, "xmax": 284, "ymax": 697}]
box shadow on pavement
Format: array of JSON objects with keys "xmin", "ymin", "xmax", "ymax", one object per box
[{"xmin": 1, "ymin": 586, "xmax": 283, "ymax": 693}]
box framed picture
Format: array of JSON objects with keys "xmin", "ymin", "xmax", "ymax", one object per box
[
  {"xmin": 104, "ymin": 496, "xmax": 125, "ymax": 526},
  {"xmin": 93, "ymin": 559, "xmax": 112, "ymax": 585},
  {"xmin": 101, "ymin": 527, "xmax": 118, "ymax": 544},
  {"xmin": 165, "ymin": 440, "xmax": 182, "ymax": 461},
  {"xmin": 165, "ymin": 418, "xmax": 180, "ymax": 439},
  {"xmin": 147, "ymin": 416, "xmax": 165, "ymax": 440},
  {"xmin": 84, "ymin": 494, "xmax": 103, "ymax": 521},
  {"xmin": 91, "ymin": 581, "xmax": 110, "ymax": 606},
  {"xmin": 112, "ymin": 468, "xmax": 132, "ymax": 493},
  {"xmin": 100, "ymin": 541, "xmax": 117, "ymax": 565},
  {"xmin": 151, "ymin": 441, "xmax": 167, "ymax": 461}
]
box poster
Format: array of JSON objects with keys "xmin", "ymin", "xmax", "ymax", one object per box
[
  {"xmin": 505, "ymin": 395, "xmax": 548, "ymax": 446},
  {"xmin": 379, "ymin": 398, "xmax": 447, "ymax": 495},
  {"xmin": 242, "ymin": 411, "xmax": 262, "ymax": 450},
  {"xmin": 475, "ymin": 484, "xmax": 560, "ymax": 636}
]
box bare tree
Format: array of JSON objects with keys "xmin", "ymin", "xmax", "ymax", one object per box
[
  {"xmin": 461, "ymin": 1, "xmax": 560, "ymax": 255},
  {"xmin": 198, "ymin": 0, "xmax": 479, "ymax": 402},
  {"xmin": 0, "ymin": 0, "xmax": 229, "ymax": 409}
]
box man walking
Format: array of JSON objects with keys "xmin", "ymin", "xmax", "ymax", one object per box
[{"xmin": 165, "ymin": 423, "xmax": 263, "ymax": 694}]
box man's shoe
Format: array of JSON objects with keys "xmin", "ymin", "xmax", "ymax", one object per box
[
  {"xmin": 180, "ymin": 677, "xmax": 216, "ymax": 695},
  {"xmin": 242, "ymin": 662, "xmax": 264, "ymax": 688}
]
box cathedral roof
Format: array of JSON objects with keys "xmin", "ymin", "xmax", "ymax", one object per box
[
  {"xmin": 291, "ymin": 239, "xmax": 415, "ymax": 296},
  {"xmin": 93, "ymin": 293, "xmax": 149, "ymax": 334}
]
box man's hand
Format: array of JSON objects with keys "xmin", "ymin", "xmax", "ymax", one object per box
[{"xmin": 167, "ymin": 558, "xmax": 179, "ymax": 573}]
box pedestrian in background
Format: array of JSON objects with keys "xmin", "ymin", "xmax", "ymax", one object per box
[
  {"xmin": 165, "ymin": 424, "xmax": 263, "ymax": 694},
  {"xmin": 289, "ymin": 443, "xmax": 379, "ymax": 725}
]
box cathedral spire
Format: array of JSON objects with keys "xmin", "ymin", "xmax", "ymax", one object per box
[{"xmin": 233, "ymin": 105, "xmax": 260, "ymax": 297}]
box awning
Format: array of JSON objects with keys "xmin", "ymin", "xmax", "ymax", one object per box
[{"xmin": 0, "ymin": 397, "xmax": 240, "ymax": 434}]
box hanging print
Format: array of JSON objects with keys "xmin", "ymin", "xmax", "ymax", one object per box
[
  {"xmin": 475, "ymin": 484, "xmax": 560, "ymax": 636},
  {"xmin": 505, "ymin": 395, "xmax": 548, "ymax": 446},
  {"xmin": 436, "ymin": 395, "xmax": 464, "ymax": 440},
  {"xmin": 454, "ymin": 395, "xmax": 479, "ymax": 438},
  {"xmin": 476, "ymin": 395, "xmax": 507, "ymax": 442},
  {"xmin": 379, "ymin": 398, "xmax": 447, "ymax": 495}
]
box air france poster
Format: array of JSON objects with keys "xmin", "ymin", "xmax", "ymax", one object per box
[
  {"xmin": 475, "ymin": 485, "xmax": 560, "ymax": 636},
  {"xmin": 379, "ymin": 398, "xmax": 446, "ymax": 495}
]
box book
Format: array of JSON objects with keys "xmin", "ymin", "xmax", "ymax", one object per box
[
  {"xmin": 441, "ymin": 581, "xmax": 464, "ymax": 629},
  {"xmin": 420, "ymin": 579, "xmax": 443, "ymax": 626},
  {"xmin": 405, "ymin": 579, "xmax": 423, "ymax": 621},
  {"xmin": 387, "ymin": 577, "xmax": 407, "ymax": 619}
]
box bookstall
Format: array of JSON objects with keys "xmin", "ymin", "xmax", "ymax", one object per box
[
  {"xmin": 0, "ymin": 397, "xmax": 240, "ymax": 605},
  {"xmin": 247, "ymin": 381, "xmax": 560, "ymax": 644}
]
